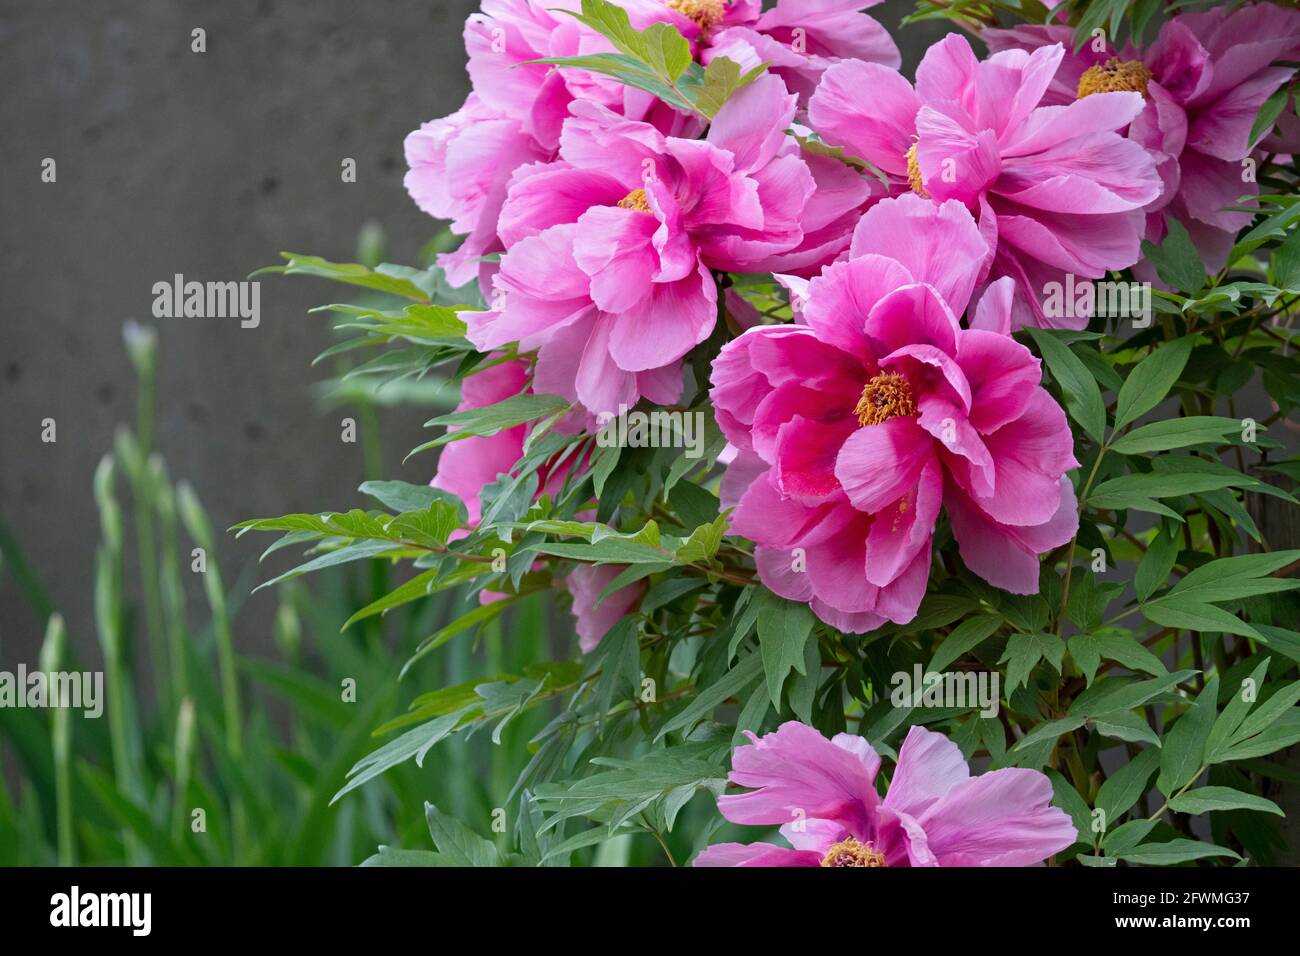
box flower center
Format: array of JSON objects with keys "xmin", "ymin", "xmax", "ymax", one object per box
[
  {"xmin": 855, "ymin": 372, "xmax": 916, "ymax": 426},
  {"xmin": 617, "ymin": 187, "xmax": 652, "ymax": 213},
  {"xmin": 905, "ymin": 143, "xmax": 929, "ymax": 198},
  {"xmin": 1077, "ymin": 59, "xmax": 1152, "ymax": 99},
  {"xmin": 820, "ymin": 836, "xmax": 887, "ymax": 868},
  {"xmin": 667, "ymin": 0, "xmax": 727, "ymax": 31}
]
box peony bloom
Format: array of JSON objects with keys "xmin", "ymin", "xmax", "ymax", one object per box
[
  {"xmin": 565, "ymin": 564, "xmax": 647, "ymax": 652},
  {"xmin": 467, "ymin": 74, "xmax": 869, "ymax": 416},
  {"xmin": 694, "ymin": 722, "xmax": 1077, "ymax": 866},
  {"xmin": 405, "ymin": 0, "xmax": 699, "ymax": 288},
  {"xmin": 808, "ymin": 33, "xmax": 1161, "ymax": 329},
  {"xmin": 711, "ymin": 195, "xmax": 1078, "ymax": 632},
  {"xmin": 985, "ymin": 4, "xmax": 1300, "ymax": 275},
  {"xmin": 672, "ymin": 0, "xmax": 899, "ymax": 102}
]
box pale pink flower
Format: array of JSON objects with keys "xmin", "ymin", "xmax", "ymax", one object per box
[
  {"xmin": 808, "ymin": 33, "xmax": 1161, "ymax": 329},
  {"xmin": 467, "ymin": 74, "xmax": 866, "ymax": 416},
  {"xmin": 985, "ymin": 4, "xmax": 1300, "ymax": 274},
  {"xmin": 565, "ymin": 564, "xmax": 647, "ymax": 652}
]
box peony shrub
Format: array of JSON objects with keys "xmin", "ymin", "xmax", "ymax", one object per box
[{"xmin": 244, "ymin": 0, "xmax": 1300, "ymax": 867}]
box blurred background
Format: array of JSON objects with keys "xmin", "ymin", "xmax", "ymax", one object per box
[{"xmin": 0, "ymin": 0, "xmax": 954, "ymax": 661}]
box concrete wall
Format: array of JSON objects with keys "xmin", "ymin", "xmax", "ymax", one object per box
[{"xmin": 0, "ymin": 0, "xmax": 942, "ymax": 667}]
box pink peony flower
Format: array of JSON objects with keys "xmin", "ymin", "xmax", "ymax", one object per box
[
  {"xmin": 711, "ymin": 195, "xmax": 1079, "ymax": 632},
  {"xmin": 675, "ymin": 0, "xmax": 900, "ymax": 102},
  {"xmin": 694, "ymin": 721, "xmax": 1077, "ymax": 866},
  {"xmin": 565, "ymin": 564, "xmax": 647, "ymax": 652},
  {"xmin": 466, "ymin": 74, "xmax": 870, "ymax": 416},
  {"xmin": 985, "ymin": 4, "xmax": 1300, "ymax": 276},
  {"xmin": 405, "ymin": 0, "xmax": 699, "ymax": 288},
  {"xmin": 808, "ymin": 33, "xmax": 1161, "ymax": 329}
]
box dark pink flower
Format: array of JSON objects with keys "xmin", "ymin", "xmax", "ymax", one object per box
[
  {"xmin": 694, "ymin": 721, "xmax": 1077, "ymax": 866},
  {"xmin": 985, "ymin": 4, "xmax": 1300, "ymax": 274},
  {"xmin": 712, "ymin": 195, "xmax": 1078, "ymax": 631},
  {"xmin": 808, "ymin": 33, "xmax": 1161, "ymax": 329}
]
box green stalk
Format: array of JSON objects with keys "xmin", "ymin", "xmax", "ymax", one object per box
[
  {"xmin": 121, "ymin": 321, "xmax": 170, "ymax": 715},
  {"xmin": 152, "ymin": 457, "xmax": 190, "ymax": 701},
  {"xmin": 176, "ymin": 482, "xmax": 245, "ymax": 860},
  {"xmin": 176, "ymin": 482, "xmax": 241, "ymax": 759},
  {"xmin": 93, "ymin": 455, "xmax": 143, "ymax": 862},
  {"xmin": 40, "ymin": 613, "xmax": 74, "ymax": 866},
  {"xmin": 171, "ymin": 697, "xmax": 196, "ymax": 843},
  {"xmin": 116, "ymin": 428, "xmax": 169, "ymax": 717}
]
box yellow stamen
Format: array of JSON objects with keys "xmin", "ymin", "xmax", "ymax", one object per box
[
  {"xmin": 855, "ymin": 372, "xmax": 916, "ymax": 427},
  {"xmin": 820, "ymin": 836, "xmax": 887, "ymax": 868},
  {"xmin": 905, "ymin": 143, "xmax": 929, "ymax": 198},
  {"xmin": 1077, "ymin": 59, "xmax": 1152, "ymax": 99},
  {"xmin": 617, "ymin": 187, "xmax": 652, "ymax": 213},
  {"xmin": 667, "ymin": 0, "xmax": 728, "ymax": 31}
]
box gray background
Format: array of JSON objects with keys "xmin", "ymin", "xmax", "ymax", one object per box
[{"xmin": 0, "ymin": 0, "xmax": 944, "ymax": 665}]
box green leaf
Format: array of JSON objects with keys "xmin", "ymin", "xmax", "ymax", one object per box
[
  {"xmin": 1167, "ymin": 550, "xmax": 1300, "ymax": 605},
  {"xmin": 1141, "ymin": 598, "xmax": 1262, "ymax": 640},
  {"xmin": 332, "ymin": 710, "xmax": 467, "ymax": 804},
  {"xmin": 1088, "ymin": 471, "xmax": 1252, "ymax": 514},
  {"xmin": 1012, "ymin": 716, "xmax": 1087, "ymax": 752},
  {"xmin": 1110, "ymin": 416, "xmax": 1243, "ymax": 454},
  {"xmin": 1134, "ymin": 527, "xmax": 1179, "ymax": 602},
  {"xmin": 1097, "ymin": 746, "xmax": 1160, "ymax": 826},
  {"xmin": 756, "ymin": 591, "xmax": 816, "ymax": 708},
  {"xmin": 674, "ymin": 514, "xmax": 727, "ymax": 565},
  {"xmin": 1212, "ymin": 712, "xmax": 1300, "ymax": 762},
  {"xmin": 424, "ymin": 802, "xmax": 499, "ymax": 866},
  {"xmin": 1069, "ymin": 631, "xmax": 1167, "ymax": 684},
  {"xmin": 1091, "ymin": 711, "xmax": 1160, "ymax": 748},
  {"xmin": 1206, "ymin": 659, "xmax": 1271, "ymax": 762},
  {"xmin": 360, "ymin": 848, "xmax": 451, "ymax": 867},
  {"xmin": 252, "ymin": 539, "xmax": 399, "ymax": 593},
  {"xmin": 1046, "ymin": 769, "xmax": 1089, "ymax": 846},
  {"xmin": 265, "ymin": 252, "xmax": 431, "ymax": 300},
  {"xmin": 999, "ymin": 632, "xmax": 1063, "ymax": 692},
  {"xmin": 387, "ymin": 502, "xmax": 461, "ymax": 549},
  {"xmin": 929, "ymin": 615, "xmax": 1001, "ymax": 672},
  {"xmin": 1168, "ymin": 786, "xmax": 1283, "ymax": 817},
  {"xmin": 1140, "ymin": 219, "xmax": 1206, "ymax": 294},
  {"xmin": 692, "ymin": 56, "xmax": 767, "ymax": 118},
  {"xmin": 1113, "ymin": 338, "xmax": 1195, "ymax": 431},
  {"xmin": 422, "ymin": 393, "xmax": 571, "ymax": 448},
  {"xmin": 1273, "ymin": 221, "xmax": 1300, "ymax": 290},
  {"xmin": 360, "ymin": 480, "xmax": 467, "ymax": 519},
  {"xmin": 1118, "ymin": 838, "xmax": 1239, "ymax": 866},
  {"xmin": 1069, "ymin": 670, "xmax": 1197, "ymax": 719},
  {"xmin": 655, "ymin": 652, "xmax": 762, "ymax": 742},
  {"xmin": 1156, "ymin": 676, "xmax": 1217, "ymax": 797},
  {"xmin": 1248, "ymin": 85, "xmax": 1290, "ymax": 149},
  {"xmin": 638, "ymin": 22, "xmax": 692, "ymax": 82},
  {"xmin": 1026, "ymin": 328, "xmax": 1106, "ymax": 443},
  {"xmin": 1102, "ymin": 818, "xmax": 1157, "ymax": 856}
]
